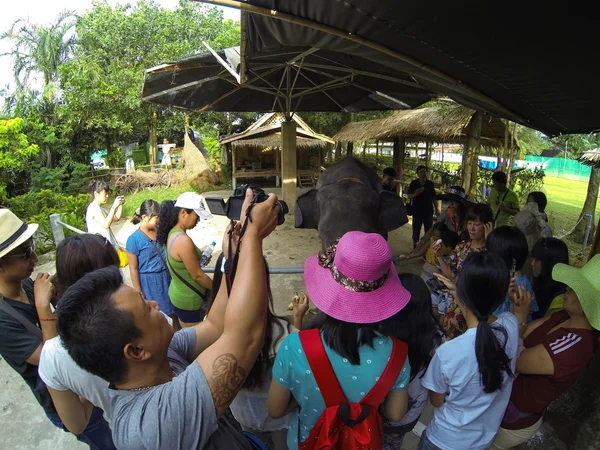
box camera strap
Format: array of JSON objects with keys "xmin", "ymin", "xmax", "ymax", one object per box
[{"xmin": 225, "ymin": 201, "xmax": 258, "ymax": 296}]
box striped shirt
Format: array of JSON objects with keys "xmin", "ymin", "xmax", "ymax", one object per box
[{"xmin": 503, "ymin": 310, "xmax": 597, "ymax": 430}]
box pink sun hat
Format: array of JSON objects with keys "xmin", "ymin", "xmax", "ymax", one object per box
[{"xmin": 304, "ymin": 231, "xmax": 411, "ymax": 324}]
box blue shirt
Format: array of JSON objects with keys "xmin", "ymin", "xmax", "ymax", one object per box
[
  {"xmin": 272, "ymin": 332, "xmax": 411, "ymax": 449},
  {"xmin": 421, "ymin": 313, "xmax": 519, "ymax": 450},
  {"xmin": 125, "ymin": 229, "xmax": 167, "ymax": 274},
  {"xmin": 493, "ymin": 275, "xmax": 538, "ymax": 321}
]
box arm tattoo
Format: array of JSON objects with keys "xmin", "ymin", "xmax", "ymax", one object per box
[{"xmin": 208, "ymin": 353, "xmax": 246, "ymax": 408}]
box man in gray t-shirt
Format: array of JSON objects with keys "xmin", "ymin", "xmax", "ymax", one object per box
[
  {"xmin": 57, "ymin": 191, "xmax": 282, "ymax": 450},
  {"xmin": 110, "ymin": 328, "xmax": 250, "ymax": 449}
]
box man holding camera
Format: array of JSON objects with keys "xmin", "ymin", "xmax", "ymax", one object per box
[{"xmin": 57, "ymin": 188, "xmax": 281, "ymax": 449}]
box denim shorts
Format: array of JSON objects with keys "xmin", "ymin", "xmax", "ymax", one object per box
[{"xmin": 172, "ymin": 304, "xmax": 204, "ymax": 323}]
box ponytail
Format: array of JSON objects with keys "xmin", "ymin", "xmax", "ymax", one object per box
[
  {"xmin": 457, "ymin": 251, "xmax": 514, "ymax": 393},
  {"xmin": 156, "ymin": 200, "xmax": 179, "ymax": 246},
  {"xmin": 132, "ymin": 199, "xmax": 161, "ymax": 225},
  {"xmin": 474, "ymin": 320, "xmax": 513, "ymax": 393}
]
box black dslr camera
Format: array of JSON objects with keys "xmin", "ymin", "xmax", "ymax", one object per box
[{"xmin": 205, "ymin": 184, "xmax": 289, "ymax": 225}]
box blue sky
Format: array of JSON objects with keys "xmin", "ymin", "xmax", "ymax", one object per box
[{"xmin": 0, "ymin": 0, "xmax": 240, "ymax": 92}]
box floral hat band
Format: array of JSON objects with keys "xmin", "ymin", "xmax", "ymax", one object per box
[{"xmin": 318, "ymin": 239, "xmax": 390, "ymax": 293}]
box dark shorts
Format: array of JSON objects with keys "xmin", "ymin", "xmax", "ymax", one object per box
[{"xmin": 172, "ymin": 304, "xmax": 204, "ymax": 323}]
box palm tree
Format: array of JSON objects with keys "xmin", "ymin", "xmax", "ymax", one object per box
[
  {"xmin": 1, "ymin": 11, "xmax": 76, "ymax": 166},
  {"xmin": 1, "ymin": 10, "xmax": 76, "ymax": 95}
]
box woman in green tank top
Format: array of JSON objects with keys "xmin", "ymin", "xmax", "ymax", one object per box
[{"xmin": 157, "ymin": 193, "xmax": 213, "ymax": 327}]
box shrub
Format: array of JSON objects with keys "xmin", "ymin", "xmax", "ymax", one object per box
[
  {"xmin": 6, "ymin": 190, "xmax": 89, "ymax": 254},
  {"xmin": 30, "ymin": 163, "xmax": 92, "ymax": 195}
]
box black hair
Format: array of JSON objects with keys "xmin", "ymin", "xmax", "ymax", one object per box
[
  {"xmin": 132, "ymin": 200, "xmax": 161, "ymax": 225},
  {"xmin": 485, "ymin": 226, "xmax": 529, "ymax": 272},
  {"xmin": 492, "ymin": 171, "xmax": 508, "ymax": 185},
  {"xmin": 383, "ymin": 274, "xmax": 444, "ymax": 381},
  {"xmin": 90, "ymin": 180, "xmax": 109, "ymax": 198},
  {"xmin": 416, "ymin": 165, "xmax": 427, "ymax": 174},
  {"xmin": 531, "ymin": 238, "xmax": 569, "ymax": 317},
  {"xmin": 206, "ymin": 255, "xmax": 289, "ymax": 390},
  {"xmin": 527, "ymin": 191, "xmax": 548, "ymax": 213},
  {"xmin": 54, "ymin": 234, "xmax": 120, "ymax": 300},
  {"xmin": 156, "ymin": 200, "xmax": 193, "ymax": 246},
  {"xmin": 431, "ymin": 222, "xmax": 448, "ymax": 234},
  {"xmin": 466, "ymin": 203, "xmax": 494, "ymax": 224},
  {"xmin": 383, "ymin": 167, "xmax": 397, "ymax": 178},
  {"xmin": 457, "ymin": 251, "xmax": 514, "ymax": 393},
  {"xmin": 57, "ymin": 266, "xmax": 142, "ymax": 383},
  {"xmin": 441, "ymin": 228, "xmax": 460, "ymax": 249}
]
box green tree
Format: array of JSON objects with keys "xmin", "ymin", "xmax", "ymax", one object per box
[
  {"xmin": 60, "ymin": 0, "xmax": 240, "ymax": 163},
  {"xmin": 0, "ymin": 118, "xmax": 39, "ymax": 200},
  {"xmin": 1, "ymin": 10, "xmax": 76, "ymax": 91}
]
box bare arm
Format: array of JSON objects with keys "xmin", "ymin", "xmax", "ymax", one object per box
[
  {"xmin": 195, "ymin": 191, "xmax": 278, "ymax": 417},
  {"xmin": 516, "ymin": 344, "xmax": 554, "ymax": 375},
  {"xmin": 267, "ymin": 378, "xmax": 298, "ymax": 419},
  {"xmin": 429, "ymin": 390, "xmax": 447, "ymax": 408},
  {"xmin": 381, "ymin": 389, "xmax": 408, "ymax": 422},
  {"xmin": 175, "ymin": 236, "xmax": 213, "ymax": 290},
  {"xmin": 127, "ymin": 252, "xmax": 142, "ymax": 293},
  {"xmin": 47, "ymin": 387, "xmax": 94, "ymax": 434},
  {"xmin": 34, "ymin": 273, "xmax": 57, "ymax": 343},
  {"xmin": 191, "ymin": 275, "xmax": 228, "ymax": 358}
]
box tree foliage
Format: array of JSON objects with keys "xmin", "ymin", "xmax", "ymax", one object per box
[{"xmin": 0, "ymin": 118, "xmax": 39, "ymax": 200}]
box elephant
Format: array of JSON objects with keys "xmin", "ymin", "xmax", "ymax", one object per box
[{"xmin": 294, "ymin": 157, "xmax": 408, "ymax": 248}]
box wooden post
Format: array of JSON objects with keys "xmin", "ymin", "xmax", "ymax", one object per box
[
  {"xmin": 461, "ymin": 111, "xmax": 483, "ymax": 197},
  {"xmin": 149, "ymin": 111, "xmax": 158, "ymax": 165},
  {"xmin": 334, "ymin": 141, "xmax": 341, "ymax": 160},
  {"xmin": 347, "ymin": 141, "xmax": 354, "ymax": 156},
  {"xmin": 375, "ymin": 140, "xmax": 380, "ymax": 166},
  {"xmin": 392, "ymin": 136, "xmax": 406, "ymax": 178},
  {"xmin": 498, "ymin": 119, "xmax": 509, "ymax": 172},
  {"xmin": 507, "ymin": 122, "xmax": 517, "ymax": 186},
  {"xmin": 362, "ymin": 142, "xmax": 366, "ymax": 157},
  {"xmin": 281, "ymin": 121, "xmax": 297, "ymax": 211},
  {"xmin": 425, "ymin": 141, "xmax": 431, "ymax": 168}
]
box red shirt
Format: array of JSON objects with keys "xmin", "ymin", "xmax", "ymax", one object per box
[{"xmin": 503, "ymin": 310, "xmax": 598, "ymax": 429}]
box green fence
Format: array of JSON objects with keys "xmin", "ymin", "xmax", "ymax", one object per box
[{"xmin": 525, "ymin": 156, "xmax": 591, "ymax": 182}]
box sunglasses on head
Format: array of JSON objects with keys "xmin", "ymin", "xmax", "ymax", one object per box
[{"xmin": 4, "ymin": 241, "xmax": 36, "ymax": 260}]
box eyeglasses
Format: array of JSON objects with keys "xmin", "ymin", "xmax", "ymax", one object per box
[{"xmin": 4, "ymin": 242, "xmax": 36, "ymax": 260}]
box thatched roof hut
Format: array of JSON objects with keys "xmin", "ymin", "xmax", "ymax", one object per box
[
  {"xmin": 220, "ymin": 112, "xmax": 334, "ymax": 188},
  {"xmin": 334, "ymin": 105, "xmax": 514, "ymax": 148},
  {"xmin": 580, "ymin": 148, "xmax": 600, "ymax": 169}
]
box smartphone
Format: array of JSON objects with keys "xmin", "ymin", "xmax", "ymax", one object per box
[{"xmin": 510, "ymin": 258, "xmax": 517, "ymax": 279}]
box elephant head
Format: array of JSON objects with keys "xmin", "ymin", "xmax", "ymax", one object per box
[{"xmin": 295, "ymin": 157, "xmax": 408, "ymax": 248}]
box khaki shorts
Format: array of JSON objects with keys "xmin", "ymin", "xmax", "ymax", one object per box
[{"xmin": 488, "ymin": 417, "xmax": 543, "ymax": 450}]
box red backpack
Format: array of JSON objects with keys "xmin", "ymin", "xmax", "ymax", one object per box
[{"xmin": 298, "ymin": 329, "xmax": 408, "ymax": 450}]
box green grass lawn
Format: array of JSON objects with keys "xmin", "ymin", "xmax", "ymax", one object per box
[
  {"xmin": 544, "ymin": 176, "xmax": 600, "ymax": 237},
  {"xmin": 122, "ymin": 181, "xmax": 228, "ymax": 217}
]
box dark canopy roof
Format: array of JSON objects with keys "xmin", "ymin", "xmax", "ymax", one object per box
[
  {"xmin": 142, "ymin": 46, "xmax": 435, "ymax": 113},
  {"xmin": 205, "ymin": 0, "xmax": 600, "ymax": 136}
]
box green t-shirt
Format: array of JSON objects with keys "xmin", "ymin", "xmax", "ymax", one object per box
[{"xmin": 489, "ymin": 188, "xmax": 519, "ymax": 227}]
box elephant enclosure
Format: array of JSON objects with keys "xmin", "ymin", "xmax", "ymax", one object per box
[{"xmin": 191, "ymin": 187, "xmax": 423, "ymax": 316}]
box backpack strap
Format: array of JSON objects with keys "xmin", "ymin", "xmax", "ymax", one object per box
[
  {"xmin": 0, "ymin": 294, "xmax": 42, "ymax": 339},
  {"xmin": 299, "ymin": 329, "xmax": 347, "ymax": 407},
  {"xmin": 361, "ymin": 337, "xmax": 408, "ymax": 407}
]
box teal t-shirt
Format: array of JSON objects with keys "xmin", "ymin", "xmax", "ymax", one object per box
[
  {"xmin": 272, "ymin": 332, "xmax": 411, "ymax": 449},
  {"xmin": 489, "ymin": 188, "xmax": 519, "ymax": 227}
]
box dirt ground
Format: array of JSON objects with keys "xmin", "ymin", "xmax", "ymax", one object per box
[{"xmin": 0, "ymin": 186, "xmax": 427, "ymax": 450}]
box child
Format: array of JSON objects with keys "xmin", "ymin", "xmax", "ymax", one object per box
[
  {"xmin": 420, "ymin": 252, "xmax": 519, "ymax": 450},
  {"xmin": 383, "ymin": 274, "xmax": 445, "ymax": 450},
  {"xmin": 486, "ymin": 226, "xmax": 539, "ymax": 321},
  {"xmin": 126, "ymin": 200, "xmax": 174, "ymax": 321},
  {"xmin": 429, "ymin": 228, "xmax": 461, "ymax": 317}
]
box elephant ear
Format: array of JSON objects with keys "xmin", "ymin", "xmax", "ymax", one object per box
[
  {"xmin": 378, "ymin": 191, "xmax": 409, "ymax": 232},
  {"xmin": 295, "ymin": 189, "xmax": 319, "ymax": 229}
]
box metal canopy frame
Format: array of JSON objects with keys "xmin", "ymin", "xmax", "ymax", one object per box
[{"xmin": 142, "ymin": 47, "xmax": 428, "ymax": 118}]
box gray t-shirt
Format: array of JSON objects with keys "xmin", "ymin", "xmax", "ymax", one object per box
[{"xmin": 109, "ymin": 327, "xmax": 251, "ymax": 450}]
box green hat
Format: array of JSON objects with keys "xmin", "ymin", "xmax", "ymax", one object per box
[{"xmin": 553, "ymin": 255, "xmax": 600, "ymax": 330}]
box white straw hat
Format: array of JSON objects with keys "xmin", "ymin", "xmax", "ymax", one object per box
[{"xmin": 0, "ymin": 209, "xmax": 39, "ymax": 259}]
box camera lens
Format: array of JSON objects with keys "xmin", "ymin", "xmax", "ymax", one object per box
[{"xmin": 276, "ymin": 200, "xmax": 289, "ymax": 225}]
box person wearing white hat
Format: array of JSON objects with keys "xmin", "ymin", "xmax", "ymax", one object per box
[
  {"xmin": 157, "ymin": 192, "xmax": 214, "ymax": 327},
  {"xmin": 0, "ymin": 209, "xmax": 113, "ymax": 447}
]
